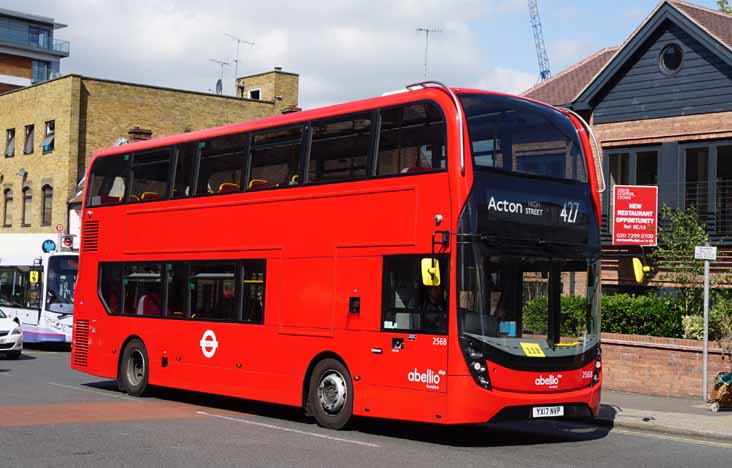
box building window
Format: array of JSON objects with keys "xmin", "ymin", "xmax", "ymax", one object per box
[
  {"xmin": 659, "ymin": 43, "xmax": 683, "ymax": 75},
  {"xmin": 24, "ymin": 125, "xmax": 34, "ymax": 155},
  {"xmin": 42, "ymin": 121, "xmax": 55, "ymax": 153},
  {"xmin": 248, "ymin": 89, "xmax": 261, "ymax": 100},
  {"xmin": 4, "ymin": 129, "xmax": 14, "ymax": 158},
  {"xmin": 31, "ymin": 60, "xmax": 50, "ymax": 83},
  {"xmin": 3, "ymin": 189, "xmax": 12, "ymax": 227},
  {"xmin": 41, "ymin": 185, "xmax": 53, "ymax": 226},
  {"xmin": 21, "ymin": 188, "xmax": 31, "ymax": 227}
]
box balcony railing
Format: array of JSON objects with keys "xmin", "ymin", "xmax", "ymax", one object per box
[{"xmin": 0, "ymin": 25, "xmax": 69, "ymax": 54}]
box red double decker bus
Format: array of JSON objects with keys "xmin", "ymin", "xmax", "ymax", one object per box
[{"xmin": 72, "ymin": 82, "xmax": 603, "ymax": 429}]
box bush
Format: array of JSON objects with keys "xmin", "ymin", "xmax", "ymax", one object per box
[
  {"xmin": 682, "ymin": 314, "xmax": 704, "ymax": 340},
  {"xmin": 523, "ymin": 293, "xmax": 683, "ymax": 338},
  {"xmin": 601, "ymin": 293, "xmax": 681, "ymax": 337},
  {"xmin": 523, "ymin": 295, "xmax": 587, "ymax": 337}
]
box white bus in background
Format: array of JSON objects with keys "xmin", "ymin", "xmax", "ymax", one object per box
[{"xmin": 0, "ymin": 236, "xmax": 78, "ymax": 344}]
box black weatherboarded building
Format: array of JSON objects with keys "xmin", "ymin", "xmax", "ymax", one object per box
[{"xmin": 524, "ymin": 0, "xmax": 732, "ymax": 290}]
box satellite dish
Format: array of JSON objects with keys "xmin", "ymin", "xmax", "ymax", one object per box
[{"xmin": 216, "ymin": 79, "xmax": 223, "ymax": 95}]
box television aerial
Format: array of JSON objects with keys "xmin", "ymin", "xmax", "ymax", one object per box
[
  {"xmin": 209, "ymin": 58, "xmax": 231, "ymax": 95},
  {"xmin": 224, "ymin": 33, "xmax": 255, "ymax": 82}
]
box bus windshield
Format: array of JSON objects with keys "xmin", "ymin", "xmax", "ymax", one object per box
[
  {"xmin": 47, "ymin": 255, "xmax": 78, "ymax": 312},
  {"xmin": 460, "ymin": 93, "xmax": 586, "ymax": 183},
  {"xmin": 458, "ymin": 245, "xmax": 600, "ymax": 358}
]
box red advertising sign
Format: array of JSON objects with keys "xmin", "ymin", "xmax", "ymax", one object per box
[{"xmin": 612, "ymin": 185, "xmax": 658, "ymax": 246}]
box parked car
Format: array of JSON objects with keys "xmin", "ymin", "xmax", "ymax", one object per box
[{"xmin": 0, "ymin": 308, "xmax": 22, "ymax": 359}]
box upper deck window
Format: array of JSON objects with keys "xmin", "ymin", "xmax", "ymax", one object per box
[
  {"xmin": 377, "ymin": 102, "xmax": 446, "ymax": 176},
  {"xmin": 460, "ymin": 94, "xmax": 586, "ymax": 183},
  {"xmin": 196, "ymin": 134, "xmax": 248, "ymax": 195},
  {"xmin": 88, "ymin": 154, "xmax": 130, "ymax": 207},
  {"xmin": 130, "ymin": 149, "xmax": 171, "ymax": 202},
  {"xmin": 307, "ymin": 113, "xmax": 371, "ymax": 184},
  {"xmin": 249, "ymin": 126, "xmax": 303, "ymax": 190}
]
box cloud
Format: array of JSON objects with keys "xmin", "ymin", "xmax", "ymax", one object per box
[
  {"xmin": 4, "ymin": 0, "xmax": 537, "ymax": 108},
  {"xmin": 547, "ymin": 37, "xmax": 596, "ymax": 71}
]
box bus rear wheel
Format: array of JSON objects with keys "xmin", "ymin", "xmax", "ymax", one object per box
[
  {"xmin": 119, "ymin": 339, "xmax": 151, "ymax": 397},
  {"xmin": 308, "ymin": 358, "xmax": 354, "ymax": 430}
]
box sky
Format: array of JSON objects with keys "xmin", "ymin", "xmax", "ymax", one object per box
[{"xmin": 4, "ymin": 0, "xmax": 723, "ymax": 109}]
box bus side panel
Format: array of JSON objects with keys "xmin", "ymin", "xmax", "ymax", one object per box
[{"xmin": 279, "ymin": 257, "xmax": 334, "ymax": 332}]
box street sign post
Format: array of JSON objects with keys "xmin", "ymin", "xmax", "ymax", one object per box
[
  {"xmin": 695, "ymin": 244, "xmax": 717, "ymax": 401},
  {"xmin": 612, "ymin": 185, "xmax": 658, "ymax": 246}
]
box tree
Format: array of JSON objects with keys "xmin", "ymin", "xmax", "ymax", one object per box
[
  {"xmin": 649, "ymin": 206, "xmax": 708, "ymax": 317},
  {"xmin": 719, "ymin": 0, "xmax": 732, "ymax": 14}
]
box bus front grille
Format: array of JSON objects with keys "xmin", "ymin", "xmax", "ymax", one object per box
[
  {"xmin": 73, "ymin": 320, "xmax": 90, "ymax": 367},
  {"xmin": 82, "ymin": 221, "xmax": 100, "ymax": 253}
]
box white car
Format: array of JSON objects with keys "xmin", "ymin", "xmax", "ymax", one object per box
[{"xmin": 0, "ymin": 309, "xmax": 22, "ymax": 359}]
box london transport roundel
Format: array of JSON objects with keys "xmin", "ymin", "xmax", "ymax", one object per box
[{"xmin": 199, "ymin": 330, "xmax": 219, "ymax": 358}]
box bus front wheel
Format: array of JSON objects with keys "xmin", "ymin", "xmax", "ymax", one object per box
[
  {"xmin": 308, "ymin": 358, "xmax": 354, "ymax": 430},
  {"xmin": 119, "ymin": 339, "xmax": 151, "ymax": 397}
]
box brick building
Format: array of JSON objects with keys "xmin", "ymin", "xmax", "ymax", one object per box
[
  {"xmin": 0, "ymin": 8, "xmax": 69, "ymax": 93},
  {"xmin": 0, "ymin": 69, "xmax": 299, "ymax": 251},
  {"xmin": 524, "ymin": 0, "xmax": 732, "ymax": 291}
]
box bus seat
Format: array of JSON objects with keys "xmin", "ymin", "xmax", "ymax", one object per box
[
  {"xmin": 248, "ymin": 179, "xmax": 272, "ymax": 190},
  {"xmin": 129, "ymin": 194, "xmax": 140, "ymax": 202},
  {"xmin": 289, "ymin": 174, "xmax": 300, "ymax": 185},
  {"xmin": 404, "ymin": 166, "xmax": 430, "ymax": 174},
  {"xmin": 218, "ymin": 182, "xmax": 240, "ymax": 193},
  {"xmin": 141, "ymin": 192, "xmax": 161, "ymax": 200}
]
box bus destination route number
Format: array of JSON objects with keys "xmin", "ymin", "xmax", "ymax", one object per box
[{"xmin": 520, "ymin": 342, "xmax": 545, "ymax": 358}]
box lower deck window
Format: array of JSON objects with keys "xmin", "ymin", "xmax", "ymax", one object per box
[{"xmin": 98, "ymin": 259, "xmax": 266, "ymax": 323}]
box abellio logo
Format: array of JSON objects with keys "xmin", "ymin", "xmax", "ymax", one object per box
[
  {"xmin": 534, "ymin": 374, "xmax": 562, "ymax": 387},
  {"xmin": 408, "ymin": 368, "xmax": 445, "ymax": 390}
]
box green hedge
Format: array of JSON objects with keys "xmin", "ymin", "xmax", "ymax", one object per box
[{"xmin": 523, "ymin": 293, "xmax": 682, "ymax": 338}]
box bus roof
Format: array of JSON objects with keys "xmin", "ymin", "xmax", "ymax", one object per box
[{"xmin": 88, "ymin": 86, "xmax": 556, "ymax": 164}]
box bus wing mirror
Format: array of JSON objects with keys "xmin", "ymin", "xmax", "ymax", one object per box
[
  {"xmin": 421, "ymin": 258, "xmax": 441, "ymax": 286},
  {"xmin": 632, "ymin": 258, "xmax": 651, "ymax": 284}
]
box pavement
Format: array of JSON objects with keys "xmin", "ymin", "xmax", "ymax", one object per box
[{"xmin": 598, "ymin": 389, "xmax": 732, "ymax": 441}]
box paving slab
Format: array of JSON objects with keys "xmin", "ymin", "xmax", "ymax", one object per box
[{"xmin": 599, "ymin": 390, "xmax": 732, "ymax": 441}]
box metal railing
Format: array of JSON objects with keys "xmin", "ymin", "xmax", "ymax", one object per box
[{"xmin": 0, "ymin": 25, "xmax": 69, "ymax": 54}]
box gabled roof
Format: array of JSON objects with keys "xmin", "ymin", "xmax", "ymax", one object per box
[
  {"xmin": 672, "ymin": 0, "xmax": 732, "ymax": 46},
  {"xmin": 522, "ymin": 47, "xmax": 619, "ymax": 106},
  {"xmin": 522, "ymin": 0, "xmax": 732, "ymax": 108}
]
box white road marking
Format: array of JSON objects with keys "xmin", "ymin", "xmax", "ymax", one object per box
[
  {"xmin": 196, "ymin": 411, "xmax": 381, "ymax": 448},
  {"xmin": 48, "ymin": 382, "xmax": 138, "ymax": 401},
  {"xmin": 613, "ymin": 428, "xmax": 732, "ymax": 449}
]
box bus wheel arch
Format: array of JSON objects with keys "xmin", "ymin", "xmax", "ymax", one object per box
[
  {"xmin": 303, "ymin": 352, "xmax": 354, "ymax": 430},
  {"xmin": 117, "ymin": 335, "xmax": 151, "ymax": 397}
]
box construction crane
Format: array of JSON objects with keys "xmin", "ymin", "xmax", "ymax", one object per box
[{"xmin": 528, "ymin": 0, "xmax": 551, "ymax": 81}]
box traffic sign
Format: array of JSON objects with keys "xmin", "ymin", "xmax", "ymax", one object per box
[
  {"xmin": 55, "ymin": 224, "xmax": 64, "ymax": 233},
  {"xmin": 61, "ymin": 235, "xmax": 73, "ymax": 248},
  {"xmin": 42, "ymin": 239, "xmax": 56, "ymax": 253},
  {"xmin": 695, "ymin": 245, "xmax": 717, "ymax": 261}
]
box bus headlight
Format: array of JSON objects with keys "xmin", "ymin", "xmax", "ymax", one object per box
[
  {"xmin": 48, "ymin": 319, "xmax": 62, "ymax": 330},
  {"xmin": 10, "ymin": 326, "xmax": 21, "ymax": 335},
  {"xmin": 592, "ymin": 347, "xmax": 602, "ymax": 385}
]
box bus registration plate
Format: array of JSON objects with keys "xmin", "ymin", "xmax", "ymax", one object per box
[{"xmin": 532, "ymin": 406, "xmax": 564, "ymax": 418}]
